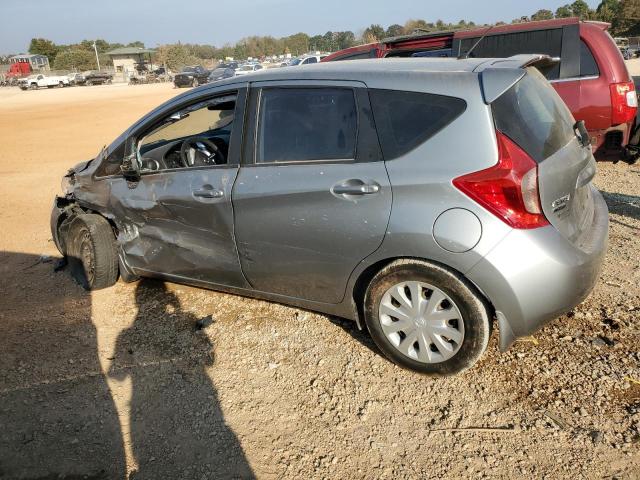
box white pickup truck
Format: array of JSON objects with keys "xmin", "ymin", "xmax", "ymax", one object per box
[{"xmin": 19, "ymin": 74, "xmax": 70, "ymax": 90}]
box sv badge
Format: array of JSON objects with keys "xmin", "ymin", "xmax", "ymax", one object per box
[{"xmin": 551, "ymin": 193, "xmax": 571, "ymax": 212}]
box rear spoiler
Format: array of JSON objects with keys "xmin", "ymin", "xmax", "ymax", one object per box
[{"xmin": 474, "ymin": 54, "xmax": 560, "ymax": 104}]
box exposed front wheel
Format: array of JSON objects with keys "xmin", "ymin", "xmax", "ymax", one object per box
[
  {"xmin": 364, "ymin": 259, "xmax": 491, "ymax": 375},
  {"xmin": 66, "ymin": 214, "xmax": 119, "ymax": 290}
]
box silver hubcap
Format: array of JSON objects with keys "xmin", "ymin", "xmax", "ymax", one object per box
[{"xmin": 378, "ymin": 281, "xmax": 464, "ymax": 364}]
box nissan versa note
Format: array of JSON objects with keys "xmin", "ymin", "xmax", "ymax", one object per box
[{"xmin": 51, "ymin": 57, "xmax": 609, "ymax": 375}]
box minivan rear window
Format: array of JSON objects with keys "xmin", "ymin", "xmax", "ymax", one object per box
[
  {"xmin": 492, "ymin": 67, "xmax": 576, "ymax": 163},
  {"xmin": 369, "ymin": 89, "xmax": 466, "ymax": 160}
]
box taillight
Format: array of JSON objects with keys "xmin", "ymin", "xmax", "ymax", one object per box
[
  {"xmin": 610, "ymin": 81, "xmax": 638, "ymax": 125},
  {"xmin": 453, "ymin": 132, "xmax": 549, "ymax": 229}
]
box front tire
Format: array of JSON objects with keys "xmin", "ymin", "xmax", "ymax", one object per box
[
  {"xmin": 66, "ymin": 214, "xmax": 119, "ymax": 290},
  {"xmin": 364, "ymin": 259, "xmax": 491, "ymax": 375}
]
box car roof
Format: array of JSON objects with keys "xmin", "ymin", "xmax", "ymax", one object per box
[{"xmin": 209, "ymin": 57, "xmax": 490, "ymax": 86}]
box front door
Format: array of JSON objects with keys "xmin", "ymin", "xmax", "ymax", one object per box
[
  {"xmin": 109, "ymin": 87, "xmax": 248, "ymax": 287},
  {"xmin": 232, "ymin": 82, "xmax": 392, "ymax": 303}
]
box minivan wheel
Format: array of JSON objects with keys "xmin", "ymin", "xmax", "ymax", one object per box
[
  {"xmin": 364, "ymin": 259, "xmax": 491, "ymax": 375},
  {"xmin": 66, "ymin": 214, "xmax": 118, "ymax": 290}
]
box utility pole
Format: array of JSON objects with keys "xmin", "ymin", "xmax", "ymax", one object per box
[{"xmin": 93, "ymin": 41, "xmax": 101, "ymax": 71}]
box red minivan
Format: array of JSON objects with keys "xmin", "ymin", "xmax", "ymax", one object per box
[{"xmin": 323, "ymin": 18, "xmax": 638, "ymax": 161}]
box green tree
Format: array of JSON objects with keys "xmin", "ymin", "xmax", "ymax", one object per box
[
  {"xmin": 614, "ymin": 0, "xmax": 640, "ymax": 34},
  {"xmin": 28, "ymin": 38, "xmax": 59, "ymax": 63},
  {"xmin": 156, "ymin": 43, "xmax": 199, "ymax": 71},
  {"xmin": 283, "ymin": 33, "xmax": 310, "ymax": 55},
  {"xmin": 53, "ymin": 48, "xmax": 96, "ymax": 71},
  {"xmin": 571, "ymin": 0, "xmax": 593, "ymax": 18},
  {"xmin": 595, "ymin": 0, "xmax": 620, "ymax": 23},
  {"xmin": 335, "ymin": 31, "xmax": 356, "ymax": 50},
  {"xmin": 532, "ymin": 9, "xmax": 554, "ymax": 20},
  {"xmin": 127, "ymin": 41, "xmax": 145, "ymax": 48},
  {"xmin": 363, "ymin": 24, "xmax": 385, "ymax": 41},
  {"xmin": 555, "ymin": 4, "xmax": 573, "ymax": 17},
  {"xmin": 386, "ymin": 24, "xmax": 404, "ymax": 37},
  {"xmin": 403, "ymin": 19, "xmax": 430, "ymax": 34}
]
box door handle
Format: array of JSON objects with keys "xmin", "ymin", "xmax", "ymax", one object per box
[
  {"xmin": 332, "ymin": 182, "xmax": 380, "ymax": 196},
  {"xmin": 193, "ymin": 187, "xmax": 224, "ymax": 198}
]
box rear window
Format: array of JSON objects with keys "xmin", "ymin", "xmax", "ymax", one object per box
[
  {"xmin": 492, "ymin": 67, "xmax": 576, "ymax": 163},
  {"xmin": 460, "ymin": 29, "xmax": 563, "ymax": 80},
  {"xmin": 369, "ymin": 89, "xmax": 467, "ymax": 160}
]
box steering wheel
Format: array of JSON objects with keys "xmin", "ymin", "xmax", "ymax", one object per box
[{"xmin": 179, "ymin": 136, "xmax": 225, "ymax": 167}]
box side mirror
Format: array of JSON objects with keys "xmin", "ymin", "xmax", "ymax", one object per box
[{"xmin": 120, "ymin": 138, "xmax": 140, "ymax": 181}]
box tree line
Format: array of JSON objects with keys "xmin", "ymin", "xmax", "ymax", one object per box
[{"xmin": 12, "ymin": 0, "xmax": 640, "ymax": 72}]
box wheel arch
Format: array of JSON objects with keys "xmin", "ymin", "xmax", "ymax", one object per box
[{"xmin": 351, "ymin": 256, "xmax": 495, "ymax": 331}]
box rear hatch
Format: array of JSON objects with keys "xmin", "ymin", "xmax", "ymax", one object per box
[{"xmin": 491, "ymin": 67, "xmax": 597, "ymax": 246}]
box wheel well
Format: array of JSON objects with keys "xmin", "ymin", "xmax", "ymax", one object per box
[{"xmin": 351, "ymin": 256, "xmax": 495, "ymax": 330}]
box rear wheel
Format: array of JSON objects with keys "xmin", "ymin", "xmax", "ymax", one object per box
[
  {"xmin": 192, "ymin": 78, "xmax": 199, "ymax": 88},
  {"xmin": 58, "ymin": 81, "xmax": 64, "ymax": 88},
  {"xmin": 364, "ymin": 259, "xmax": 491, "ymax": 375},
  {"xmin": 66, "ymin": 214, "xmax": 118, "ymax": 290}
]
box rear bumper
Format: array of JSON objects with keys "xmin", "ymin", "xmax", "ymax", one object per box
[{"xmin": 466, "ymin": 187, "xmax": 609, "ymax": 350}]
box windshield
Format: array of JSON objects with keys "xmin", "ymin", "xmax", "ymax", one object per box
[{"xmin": 289, "ymin": 58, "xmax": 302, "ymax": 66}]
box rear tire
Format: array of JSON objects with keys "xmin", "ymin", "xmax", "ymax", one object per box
[
  {"xmin": 66, "ymin": 214, "xmax": 118, "ymax": 290},
  {"xmin": 192, "ymin": 78, "xmax": 199, "ymax": 88},
  {"xmin": 364, "ymin": 259, "xmax": 491, "ymax": 375}
]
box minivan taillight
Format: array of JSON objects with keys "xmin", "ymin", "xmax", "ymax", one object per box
[
  {"xmin": 453, "ymin": 132, "xmax": 549, "ymax": 229},
  {"xmin": 610, "ymin": 81, "xmax": 638, "ymax": 125}
]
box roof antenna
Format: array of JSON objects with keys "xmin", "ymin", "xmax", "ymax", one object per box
[{"xmin": 459, "ymin": 25, "xmax": 495, "ymax": 59}]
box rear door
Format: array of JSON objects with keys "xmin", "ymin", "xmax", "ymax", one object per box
[
  {"xmin": 492, "ymin": 67, "xmax": 596, "ymax": 245},
  {"xmin": 232, "ymin": 81, "xmax": 392, "ymax": 303}
]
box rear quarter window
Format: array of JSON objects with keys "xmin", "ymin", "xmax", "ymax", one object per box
[
  {"xmin": 492, "ymin": 67, "xmax": 576, "ymax": 163},
  {"xmin": 579, "ymin": 40, "xmax": 599, "ymax": 77},
  {"xmin": 369, "ymin": 89, "xmax": 466, "ymax": 160}
]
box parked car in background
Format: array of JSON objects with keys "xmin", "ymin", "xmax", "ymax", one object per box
[
  {"xmin": 174, "ymin": 66, "xmax": 210, "ymax": 88},
  {"xmin": 19, "ymin": 74, "xmax": 69, "ymax": 90},
  {"xmin": 286, "ymin": 54, "xmax": 327, "ymax": 66},
  {"xmin": 219, "ymin": 61, "xmax": 239, "ymax": 70},
  {"xmin": 67, "ymin": 72, "xmax": 86, "ymax": 86},
  {"xmin": 234, "ymin": 63, "xmax": 264, "ymax": 76},
  {"xmin": 208, "ymin": 66, "xmax": 236, "ymax": 83},
  {"xmin": 323, "ymin": 17, "xmax": 638, "ymax": 162},
  {"xmin": 84, "ymin": 71, "xmax": 113, "ymax": 86},
  {"xmin": 51, "ymin": 56, "xmax": 607, "ymax": 375}
]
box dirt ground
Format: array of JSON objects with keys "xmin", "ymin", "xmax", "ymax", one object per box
[{"xmin": 0, "ymin": 83, "xmax": 638, "ymax": 479}]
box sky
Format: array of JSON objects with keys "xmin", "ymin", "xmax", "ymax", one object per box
[{"xmin": 0, "ymin": 0, "xmax": 602, "ymax": 54}]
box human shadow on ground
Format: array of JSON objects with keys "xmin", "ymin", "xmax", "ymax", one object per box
[
  {"xmin": 0, "ymin": 251, "xmax": 126, "ymax": 479},
  {"xmin": 600, "ymin": 190, "xmax": 640, "ymax": 222},
  {"xmin": 109, "ymin": 278, "xmax": 254, "ymax": 479}
]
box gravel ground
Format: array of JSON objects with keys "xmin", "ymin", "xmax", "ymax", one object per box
[{"xmin": 0, "ymin": 84, "xmax": 638, "ymax": 479}]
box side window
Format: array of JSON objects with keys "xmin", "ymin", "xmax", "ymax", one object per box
[
  {"xmin": 257, "ymin": 88, "xmax": 357, "ymax": 163},
  {"xmin": 369, "ymin": 89, "xmax": 467, "ymax": 160},
  {"xmin": 579, "ymin": 40, "xmax": 599, "ymax": 77},
  {"xmin": 137, "ymin": 94, "xmax": 237, "ymax": 172},
  {"xmin": 304, "ymin": 57, "xmax": 318, "ymax": 64},
  {"xmin": 459, "ymin": 29, "xmax": 563, "ymax": 80}
]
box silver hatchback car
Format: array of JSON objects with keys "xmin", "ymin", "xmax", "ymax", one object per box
[{"xmin": 51, "ymin": 56, "xmax": 608, "ymax": 375}]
